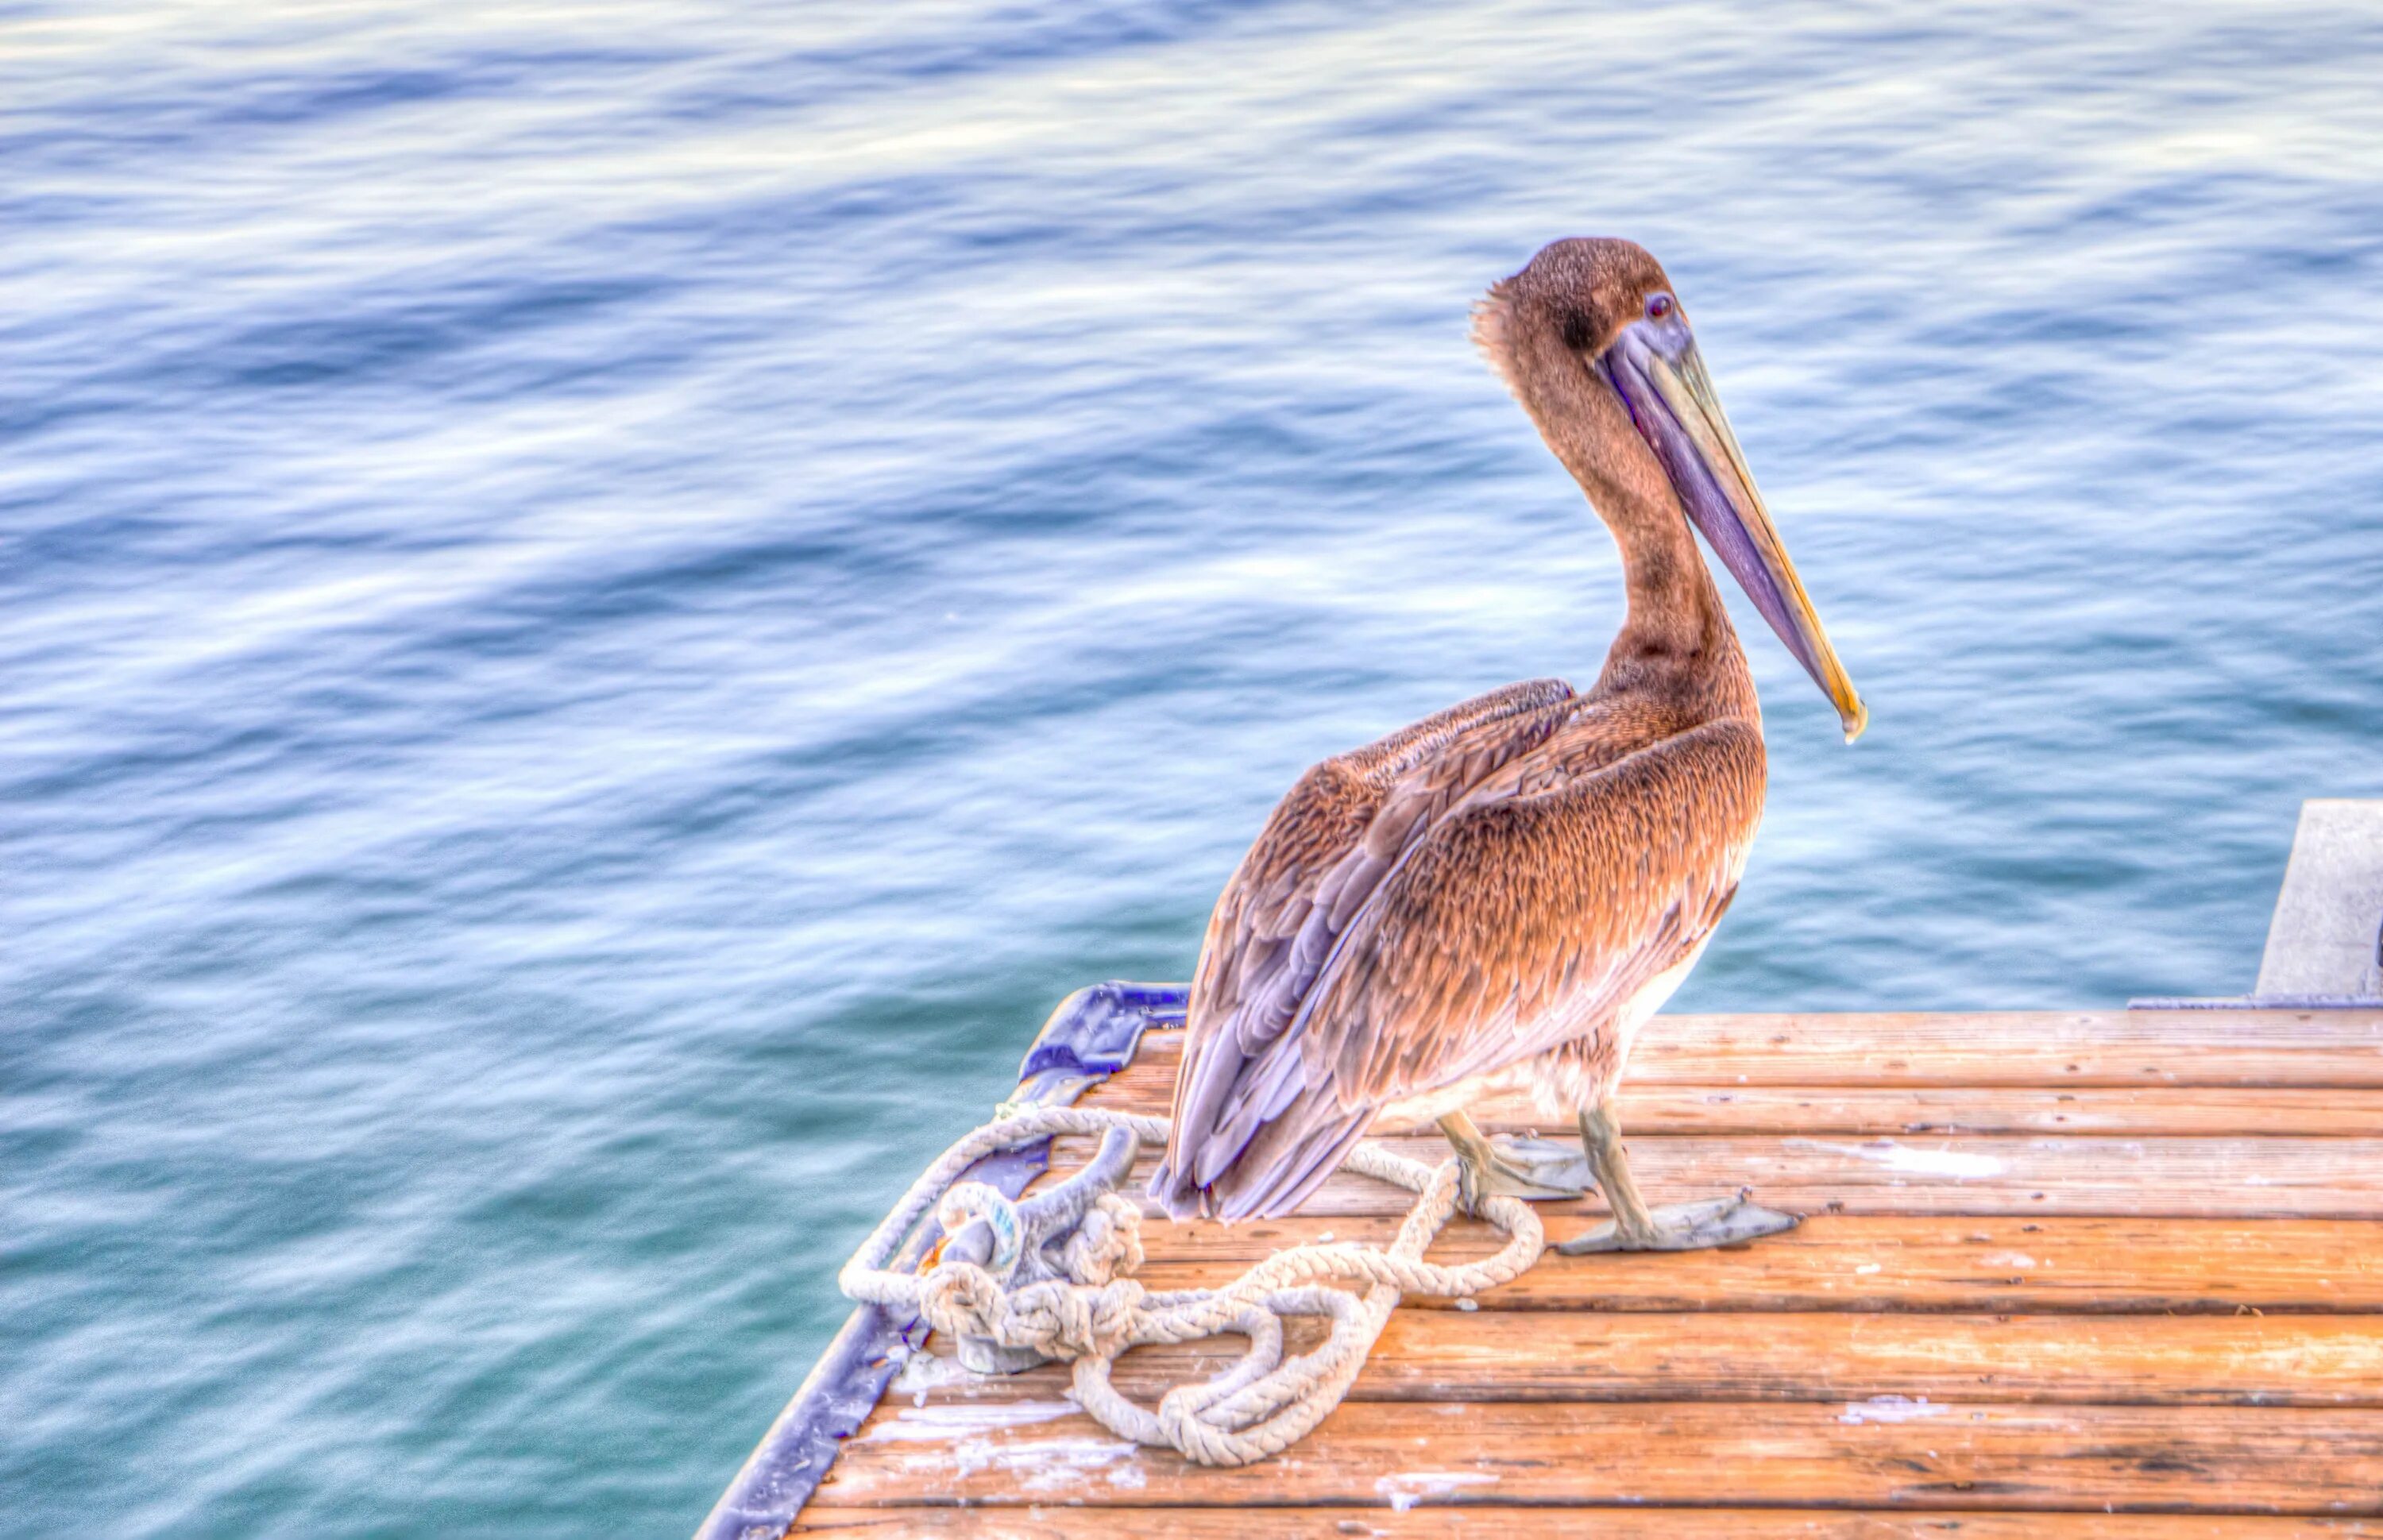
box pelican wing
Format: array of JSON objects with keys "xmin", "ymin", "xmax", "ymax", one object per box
[
  {"xmin": 1152, "ymin": 679, "xmax": 1576, "ymax": 1217},
  {"xmin": 1307, "ymin": 716, "xmax": 1762, "ymax": 1101},
  {"xmin": 1161, "ymin": 713, "xmax": 1763, "ymax": 1219}
]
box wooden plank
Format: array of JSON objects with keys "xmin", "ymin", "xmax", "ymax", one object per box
[
  {"xmin": 1083, "ymin": 1071, "xmax": 2383, "ymax": 1137},
  {"xmin": 1106, "ymin": 1215, "xmax": 2383, "ymax": 1314},
  {"xmin": 790, "ymin": 1009, "xmax": 2383, "ymax": 1530},
  {"xmin": 901, "ymin": 1310, "xmax": 2383, "ymax": 1408},
  {"xmin": 1104, "ymin": 1009, "xmax": 2383, "ymax": 1090},
  {"xmin": 794, "ymin": 1509, "xmax": 2383, "ymax": 1537},
  {"xmin": 1044, "ymin": 1135, "xmax": 2383, "ymax": 1219},
  {"xmin": 818, "ymin": 1399, "xmax": 2383, "ymax": 1512},
  {"xmin": 2258, "ymin": 800, "xmax": 2383, "ymax": 998},
  {"xmin": 1497, "ymin": 1086, "xmax": 2383, "ymax": 1138},
  {"xmin": 1546, "ymin": 1009, "xmax": 2383, "ymax": 1086}
]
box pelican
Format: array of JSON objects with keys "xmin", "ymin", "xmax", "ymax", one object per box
[{"xmin": 1151, "ymin": 237, "xmax": 1864, "ymax": 1252}]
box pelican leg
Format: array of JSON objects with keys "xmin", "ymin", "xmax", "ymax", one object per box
[
  {"xmin": 1438, "ymin": 1110, "xmax": 1590, "ymax": 1211},
  {"xmin": 1555, "ymin": 1101, "xmax": 1798, "ymax": 1254}
]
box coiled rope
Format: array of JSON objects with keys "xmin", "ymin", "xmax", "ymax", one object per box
[{"xmin": 838, "ymin": 1104, "xmax": 1543, "ymax": 1467}]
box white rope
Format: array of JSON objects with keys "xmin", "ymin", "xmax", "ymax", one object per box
[{"xmin": 839, "ymin": 1105, "xmax": 1543, "ymax": 1467}]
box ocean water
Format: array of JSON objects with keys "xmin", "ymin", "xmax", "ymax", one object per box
[{"xmin": 5, "ymin": 1, "xmax": 2381, "ymax": 1533}]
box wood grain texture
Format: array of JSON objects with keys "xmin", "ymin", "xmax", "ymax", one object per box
[
  {"xmin": 790, "ymin": 1011, "xmax": 2383, "ymax": 1531},
  {"xmin": 1110, "ymin": 1215, "xmax": 2383, "ymax": 1314},
  {"xmin": 1622, "ymin": 1010, "xmax": 2383, "ymax": 1086},
  {"xmin": 1045, "ymin": 1133, "xmax": 2383, "ymax": 1219},
  {"xmin": 1437, "ymin": 1086, "xmax": 2383, "ymax": 1137},
  {"xmin": 902, "ymin": 1310, "xmax": 2383, "ymax": 1407},
  {"xmin": 819, "ymin": 1399, "xmax": 2383, "ymax": 1512},
  {"xmin": 794, "ymin": 1510, "xmax": 2382, "ymax": 1538},
  {"xmin": 1089, "ymin": 1066, "xmax": 2383, "ymax": 1137},
  {"xmin": 1106, "ymin": 1009, "xmax": 2383, "ymax": 1096}
]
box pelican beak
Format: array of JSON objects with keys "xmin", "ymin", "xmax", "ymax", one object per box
[{"xmin": 1602, "ymin": 315, "xmax": 1867, "ymax": 742}]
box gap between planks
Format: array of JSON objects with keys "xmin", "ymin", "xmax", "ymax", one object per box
[
  {"xmin": 1038, "ymin": 1134, "xmax": 2383, "ymax": 1219},
  {"xmin": 794, "ymin": 1509, "xmax": 2382, "ymax": 1537},
  {"xmin": 1114, "ymin": 1011, "xmax": 2383, "ymax": 1090},
  {"xmin": 894, "ymin": 1309, "xmax": 2383, "ymax": 1408},
  {"xmin": 817, "ymin": 1399, "xmax": 2383, "ymax": 1514},
  {"xmin": 786, "ymin": 1011, "xmax": 2383, "ymax": 1532},
  {"xmin": 1095, "ymin": 1214, "xmax": 2383, "ymax": 1314},
  {"xmin": 1089, "ymin": 1073, "xmax": 2383, "ymax": 1138}
]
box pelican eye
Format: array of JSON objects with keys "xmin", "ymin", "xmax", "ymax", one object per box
[{"xmin": 1645, "ymin": 292, "xmax": 1674, "ymax": 320}]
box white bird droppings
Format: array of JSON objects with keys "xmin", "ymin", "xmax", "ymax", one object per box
[
  {"xmin": 865, "ymin": 1400, "xmax": 1080, "ymax": 1441},
  {"xmin": 1375, "ymin": 1471, "xmax": 1499, "ymax": 1512},
  {"xmin": 1840, "ymin": 1395, "xmax": 1948, "ymax": 1425},
  {"xmin": 887, "ymin": 1349, "xmax": 982, "ymax": 1403},
  {"xmin": 1790, "ymin": 1137, "xmax": 2006, "ymax": 1179}
]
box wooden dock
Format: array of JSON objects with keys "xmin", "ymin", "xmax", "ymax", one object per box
[{"xmin": 707, "ymin": 805, "xmax": 2383, "ymax": 1536}]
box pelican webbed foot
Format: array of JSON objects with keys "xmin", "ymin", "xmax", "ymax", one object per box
[
  {"xmin": 1555, "ymin": 1189, "xmax": 1799, "ymax": 1254},
  {"xmin": 1551, "ymin": 1101, "xmax": 1799, "ymax": 1256},
  {"xmin": 1438, "ymin": 1112, "xmax": 1592, "ymax": 1210},
  {"xmin": 1485, "ymin": 1132, "xmax": 1596, "ymax": 1196}
]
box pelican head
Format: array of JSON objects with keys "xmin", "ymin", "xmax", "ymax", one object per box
[{"xmin": 1478, "ymin": 238, "xmax": 1866, "ymax": 741}]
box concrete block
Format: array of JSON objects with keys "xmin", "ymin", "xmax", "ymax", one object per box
[{"xmin": 2257, "ymin": 800, "xmax": 2383, "ymax": 1000}]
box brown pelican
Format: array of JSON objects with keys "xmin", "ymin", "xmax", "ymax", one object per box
[{"xmin": 1151, "ymin": 237, "xmax": 1864, "ymax": 1252}]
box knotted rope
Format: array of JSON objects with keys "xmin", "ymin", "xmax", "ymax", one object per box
[{"xmin": 839, "ymin": 1104, "xmax": 1543, "ymax": 1467}]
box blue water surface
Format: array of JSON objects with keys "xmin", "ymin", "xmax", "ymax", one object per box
[{"xmin": 6, "ymin": 1, "xmax": 2382, "ymax": 1534}]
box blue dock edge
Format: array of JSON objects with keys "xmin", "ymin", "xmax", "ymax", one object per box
[{"xmin": 693, "ymin": 981, "xmax": 1188, "ymax": 1540}]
